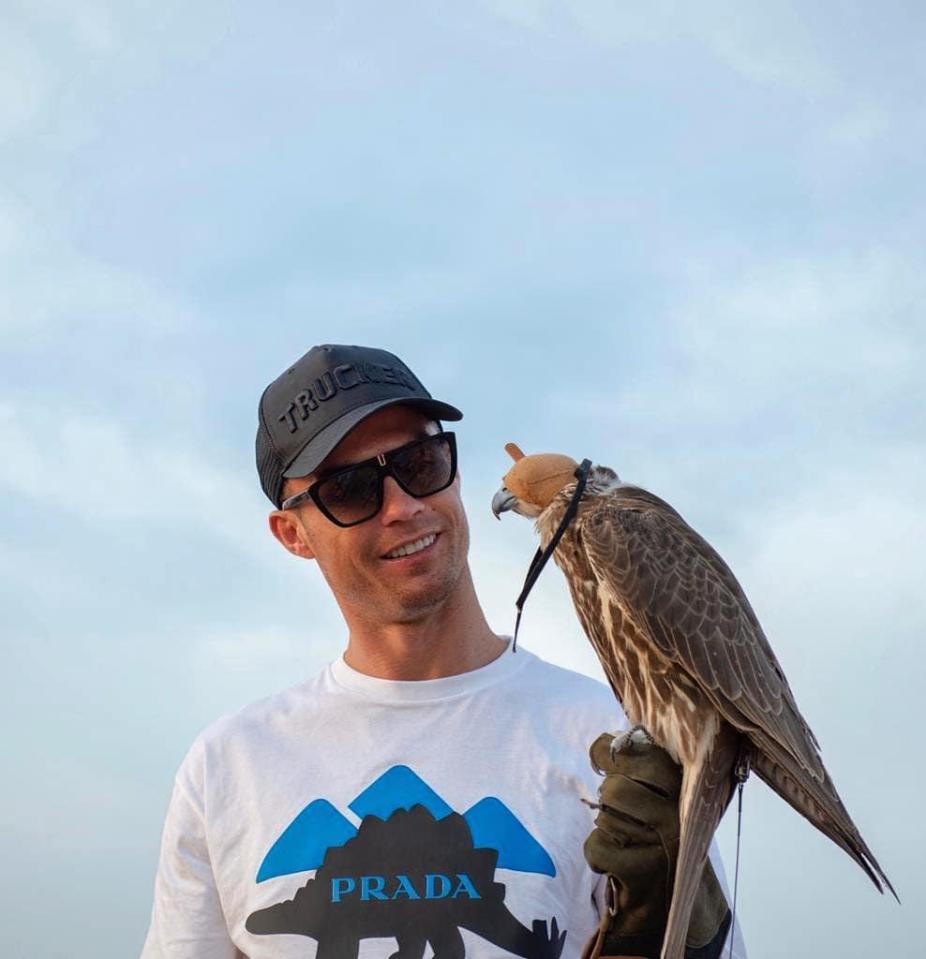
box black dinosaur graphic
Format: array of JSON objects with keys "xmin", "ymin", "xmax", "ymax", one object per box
[{"xmin": 246, "ymin": 804, "xmax": 566, "ymax": 959}]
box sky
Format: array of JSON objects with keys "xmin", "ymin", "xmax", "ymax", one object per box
[{"xmin": 1, "ymin": 2, "xmax": 923, "ymax": 957}]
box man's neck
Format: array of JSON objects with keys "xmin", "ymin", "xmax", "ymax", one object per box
[{"xmin": 341, "ymin": 575, "xmax": 508, "ymax": 680}]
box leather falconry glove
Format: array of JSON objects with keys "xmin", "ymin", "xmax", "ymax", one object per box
[{"xmin": 580, "ymin": 731, "xmax": 732, "ymax": 959}]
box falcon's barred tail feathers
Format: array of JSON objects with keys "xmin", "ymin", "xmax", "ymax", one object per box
[
  {"xmin": 663, "ymin": 722, "xmax": 740, "ymax": 959},
  {"xmin": 492, "ymin": 446, "xmax": 897, "ymax": 959}
]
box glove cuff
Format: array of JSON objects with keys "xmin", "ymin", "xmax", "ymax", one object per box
[
  {"xmin": 580, "ymin": 871, "xmax": 733, "ymax": 959},
  {"xmin": 582, "ymin": 911, "xmax": 731, "ymax": 959}
]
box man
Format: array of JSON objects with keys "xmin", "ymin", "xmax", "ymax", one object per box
[{"xmin": 141, "ymin": 343, "xmax": 745, "ymax": 959}]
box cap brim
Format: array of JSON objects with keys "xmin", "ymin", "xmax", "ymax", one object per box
[{"xmin": 282, "ymin": 396, "xmax": 463, "ymax": 479}]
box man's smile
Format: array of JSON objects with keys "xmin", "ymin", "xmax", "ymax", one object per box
[{"xmin": 381, "ymin": 531, "xmax": 441, "ymax": 562}]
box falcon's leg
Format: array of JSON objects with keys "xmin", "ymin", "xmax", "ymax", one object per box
[{"xmin": 609, "ymin": 724, "xmax": 654, "ymax": 761}]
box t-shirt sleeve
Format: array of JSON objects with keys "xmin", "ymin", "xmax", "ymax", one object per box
[{"xmin": 139, "ymin": 738, "xmax": 242, "ymax": 959}]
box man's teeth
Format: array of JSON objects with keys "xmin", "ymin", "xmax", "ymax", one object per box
[{"xmin": 385, "ymin": 533, "xmax": 437, "ymax": 559}]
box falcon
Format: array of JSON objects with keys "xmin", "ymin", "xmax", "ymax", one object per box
[{"xmin": 491, "ymin": 444, "xmax": 896, "ymax": 959}]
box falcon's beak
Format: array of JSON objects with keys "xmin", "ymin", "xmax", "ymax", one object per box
[{"xmin": 491, "ymin": 487, "xmax": 519, "ymax": 520}]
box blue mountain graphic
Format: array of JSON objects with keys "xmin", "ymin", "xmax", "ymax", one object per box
[
  {"xmin": 255, "ymin": 765, "xmax": 554, "ymax": 883},
  {"xmin": 464, "ymin": 797, "xmax": 555, "ymax": 876},
  {"xmin": 349, "ymin": 764, "xmax": 453, "ymax": 820},
  {"xmin": 256, "ymin": 799, "xmax": 356, "ymax": 882}
]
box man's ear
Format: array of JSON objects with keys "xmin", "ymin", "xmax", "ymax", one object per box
[{"xmin": 268, "ymin": 510, "xmax": 317, "ymax": 560}]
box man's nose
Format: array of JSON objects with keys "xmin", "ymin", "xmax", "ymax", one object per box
[{"xmin": 379, "ymin": 475, "xmax": 425, "ymax": 523}]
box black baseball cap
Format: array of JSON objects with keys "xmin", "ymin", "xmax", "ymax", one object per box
[{"xmin": 256, "ymin": 344, "xmax": 463, "ymax": 508}]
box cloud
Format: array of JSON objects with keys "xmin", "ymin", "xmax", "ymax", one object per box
[
  {"xmin": 740, "ymin": 444, "xmax": 926, "ymax": 654},
  {"xmin": 26, "ymin": 0, "xmax": 118, "ymax": 53},
  {"xmin": 0, "ymin": 403, "xmax": 266, "ymax": 554},
  {"xmin": 825, "ymin": 101, "xmax": 892, "ymax": 151},
  {"xmin": 694, "ymin": 1, "xmax": 832, "ymax": 93},
  {"xmin": 0, "ymin": 194, "xmax": 194, "ymax": 345},
  {"xmin": 0, "ymin": 0, "xmax": 124, "ymax": 141},
  {"xmin": 482, "ymin": 0, "xmax": 834, "ymax": 94},
  {"xmin": 191, "ymin": 625, "xmax": 327, "ymax": 674},
  {"xmin": 0, "ymin": 24, "xmax": 49, "ymax": 137},
  {"xmin": 480, "ymin": 0, "xmax": 552, "ymax": 32},
  {"xmin": 560, "ymin": 245, "xmax": 923, "ymax": 443},
  {"xmin": 675, "ymin": 246, "xmax": 917, "ymax": 392}
]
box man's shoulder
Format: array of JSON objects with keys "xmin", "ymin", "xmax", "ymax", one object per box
[
  {"xmin": 513, "ymin": 645, "xmax": 629, "ymax": 747},
  {"xmin": 521, "ymin": 645, "xmax": 609, "ymax": 694}
]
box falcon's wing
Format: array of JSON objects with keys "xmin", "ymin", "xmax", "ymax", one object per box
[{"xmin": 577, "ymin": 485, "xmax": 825, "ymax": 782}]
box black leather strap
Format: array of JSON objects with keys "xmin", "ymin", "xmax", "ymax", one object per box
[{"xmin": 512, "ymin": 458, "xmax": 592, "ymax": 651}]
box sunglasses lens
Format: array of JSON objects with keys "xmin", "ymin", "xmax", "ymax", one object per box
[
  {"xmin": 392, "ymin": 434, "xmax": 455, "ymax": 496},
  {"xmin": 316, "ymin": 465, "xmax": 381, "ymax": 525},
  {"xmin": 311, "ymin": 434, "xmax": 455, "ymax": 527}
]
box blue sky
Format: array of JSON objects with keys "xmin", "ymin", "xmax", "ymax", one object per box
[{"xmin": 2, "ymin": 2, "xmax": 923, "ymax": 957}]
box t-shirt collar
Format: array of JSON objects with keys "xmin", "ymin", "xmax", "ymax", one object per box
[{"xmin": 328, "ymin": 635, "xmax": 530, "ymax": 703}]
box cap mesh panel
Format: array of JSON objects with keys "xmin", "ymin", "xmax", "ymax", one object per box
[{"xmin": 255, "ymin": 420, "xmax": 284, "ymax": 508}]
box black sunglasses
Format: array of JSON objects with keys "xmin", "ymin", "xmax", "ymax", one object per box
[{"xmin": 281, "ymin": 431, "xmax": 457, "ymax": 527}]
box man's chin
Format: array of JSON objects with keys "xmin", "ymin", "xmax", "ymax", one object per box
[
  {"xmin": 390, "ymin": 590, "xmax": 449, "ymax": 621},
  {"xmin": 385, "ymin": 575, "xmax": 460, "ymax": 620}
]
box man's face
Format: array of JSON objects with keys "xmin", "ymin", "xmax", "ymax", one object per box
[{"xmin": 271, "ymin": 404, "xmax": 470, "ymax": 625}]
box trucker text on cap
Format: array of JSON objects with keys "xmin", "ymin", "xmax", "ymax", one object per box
[{"xmin": 277, "ymin": 362, "xmax": 420, "ymax": 434}]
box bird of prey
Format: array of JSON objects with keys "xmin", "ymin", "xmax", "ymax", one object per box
[{"xmin": 491, "ymin": 444, "xmax": 896, "ymax": 959}]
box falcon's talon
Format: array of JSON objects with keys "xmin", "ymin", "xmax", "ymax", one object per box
[{"xmin": 609, "ymin": 724, "xmax": 654, "ymax": 760}]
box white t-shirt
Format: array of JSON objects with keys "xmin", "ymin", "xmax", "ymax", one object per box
[{"xmin": 140, "ymin": 638, "xmax": 746, "ymax": 959}]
